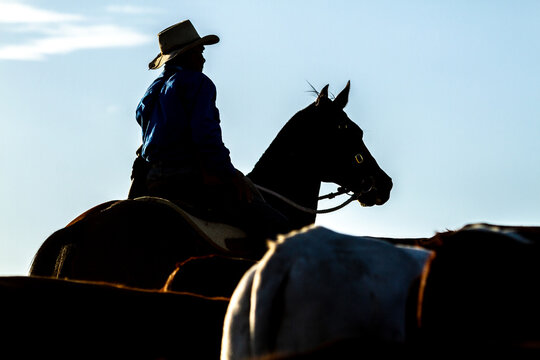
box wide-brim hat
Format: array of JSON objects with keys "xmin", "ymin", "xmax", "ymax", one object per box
[{"xmin": 148, "ymin": 20, "xmax": 219, "ymax": 70}]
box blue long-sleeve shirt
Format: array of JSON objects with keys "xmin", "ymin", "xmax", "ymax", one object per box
[{"xmin": 136, "ymin": 65, "xmax": 236, "ymax": 177}]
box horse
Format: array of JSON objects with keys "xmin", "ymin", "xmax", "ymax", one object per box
[
  {"xmin": 29, "ymin": 81, "xmax": 393, "ymax": 290},
  {"xmin": 221, "ymin": 223, "xmax": 540, "ymax": 359}
]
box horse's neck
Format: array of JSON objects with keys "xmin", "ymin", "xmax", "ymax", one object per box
[
  {"xmin": 248, "ymin": 163, "xmax": 320, "ymax": 231},
  {"xmin": 247, "ymin": 121, "xmax": 321, "ymax": 230}
]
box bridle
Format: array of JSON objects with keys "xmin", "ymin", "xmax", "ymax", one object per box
[
  {"xmin": 255, "ymin": 184, "xmax": 363, "ymax": 215},
  {"xmin": 254, "ymin": 151, "xmax": 376, "ymax": 215}
]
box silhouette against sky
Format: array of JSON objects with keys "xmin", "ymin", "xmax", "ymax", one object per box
[{"xmin": 1, "ymin": 0, "xmax": 539, "ymax": 275}]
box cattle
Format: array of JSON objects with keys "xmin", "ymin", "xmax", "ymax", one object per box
[
  {"xmin": 221, "ymin": 226, "xmax": 434, "ymax": 359},
  {"xmin": 221, "ymin": 223, "xmax": 540, "ymax": 359},
  {"xmin": 4, "ymin": 223, "xmax": 539, "ymax": 359},
  {"xmin": 163, "ymin": 254, "xmax": 256, "ymax": 298},
  {"xmin": 0, "ymin": 275, "xmax": 228, "ymax": 359},
  {"xmin": 418, "ymin": 223, "xmax": 540, "ymax": 351}
]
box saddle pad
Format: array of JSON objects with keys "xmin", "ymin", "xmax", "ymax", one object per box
[{"xmin": 134, "ymin": 196, "xmax": 248, "ymax": 254}]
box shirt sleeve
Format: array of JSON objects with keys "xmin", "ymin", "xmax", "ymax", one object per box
[{"xmin": 189, "ymin": 76, "xmax": 237, "ymax": 177}]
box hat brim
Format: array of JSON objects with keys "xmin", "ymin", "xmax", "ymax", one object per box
[{"xmin": 148, "ymin": 34, "xmax": 219, "ymax": 70}]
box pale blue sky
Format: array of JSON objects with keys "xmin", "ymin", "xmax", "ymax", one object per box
[{"xmin": 1, "ymin": 0, "xmax": 539, "ymax": 275}]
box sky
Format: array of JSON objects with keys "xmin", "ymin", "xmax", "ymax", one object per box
[{"xmin": 0, "ymin": 0, "xmax": 539, "ymax": 276}]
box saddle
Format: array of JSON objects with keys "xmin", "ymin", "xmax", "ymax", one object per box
[{"xmin": 132, "ymin": 196, "xmax": 254, "ymax": 256}]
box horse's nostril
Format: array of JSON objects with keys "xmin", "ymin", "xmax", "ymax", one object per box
[{"xmin": 360, "ymin": 176, "xmax": 376, "ymax": 194}]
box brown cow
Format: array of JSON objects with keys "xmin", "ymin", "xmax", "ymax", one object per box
[{"xmin": 0, "ymin": 276, "xmax": 228, "ymax": 359}]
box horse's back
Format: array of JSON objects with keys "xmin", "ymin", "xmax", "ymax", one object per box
[
  {"xmin": 30, "ymin": 200, "xmax": 121, "ymax": 276},
  {"xmin": 30, "ymin": 198, "xmax": 219, "ymax": 288}
]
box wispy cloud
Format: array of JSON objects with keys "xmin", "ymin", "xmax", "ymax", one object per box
[
  {"xmin": 0, "ymin": 24, "xmax": 150, "ymax": 60},
  {"xmin": 0, "ymin": 2, "xmax": 152, "ymax": 61},
  {"xmin": 0, "ymin": 3, "xmax": 84, "ymax": 24}
]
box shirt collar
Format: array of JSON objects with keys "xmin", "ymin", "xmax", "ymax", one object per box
[{"xmin": 164, "ymin": 64, "xmax": 184, "ymax": 72}]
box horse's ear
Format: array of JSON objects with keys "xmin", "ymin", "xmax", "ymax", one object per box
[
  {"xmin": 316, "ymin": 84, "xmax": 330, "ymax": 105},
  {"xmin": 334, "ymin": 80, "xmax": 350, "ymax": 109}
]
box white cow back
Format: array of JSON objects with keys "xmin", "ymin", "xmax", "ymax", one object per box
[{"xmin": 221, "ymin": 226, "xmax": 433, "ymax": 360}]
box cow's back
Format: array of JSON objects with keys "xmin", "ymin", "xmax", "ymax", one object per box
[{"xmin": 221, "ymin": 226, "xmax": 433, "ymax": 359}]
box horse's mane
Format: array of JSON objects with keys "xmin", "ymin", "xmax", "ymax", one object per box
[
  {"xmin": 249, "ymin": 104, "xmax": 316, "ymax": 177},
  {"xmin": 251, "ymin": 83, "xmax": 343, "ymax": 176},
  {"xmin": 306, "ymin": 81, "xmax": 320, "ymax": 97},
  {"xmin": 306, "ymin": 81, "xmax": 336, "ymax": 100},
  {"xmin": 248, "ymin": 85, "xmax": 342, "ymax": 181}
]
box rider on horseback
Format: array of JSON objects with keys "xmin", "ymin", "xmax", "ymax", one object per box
[{"xmin": 128, "ymin": 20, "xmax": 289, "ymax": 250}]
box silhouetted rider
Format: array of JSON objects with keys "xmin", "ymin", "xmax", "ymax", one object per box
[{"xmin": 128, "ymin": 20, "xmax": 288, "ymax": 253}]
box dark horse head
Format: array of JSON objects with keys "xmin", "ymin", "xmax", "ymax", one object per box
[
  {"xmin": 248, "ymin": 81, "xmax": 393, "ymax": 228},
  {"xmin": 312, "ymin": 81, "xmax": 393, "ymax": 206}
]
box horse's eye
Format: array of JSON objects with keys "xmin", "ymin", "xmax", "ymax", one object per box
[{"xmin": 355, "ymin": 153, "xmax": 364, "ymax": 164}]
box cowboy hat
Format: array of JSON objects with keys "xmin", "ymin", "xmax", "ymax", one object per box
[{"xmin": 148, "ymin": 20, "xmax": 219, "ymax": 70}]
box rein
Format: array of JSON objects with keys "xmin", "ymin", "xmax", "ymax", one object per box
[{"xmin": 255, "ymin": 185, "xmax": 361, "ymax": 215}]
